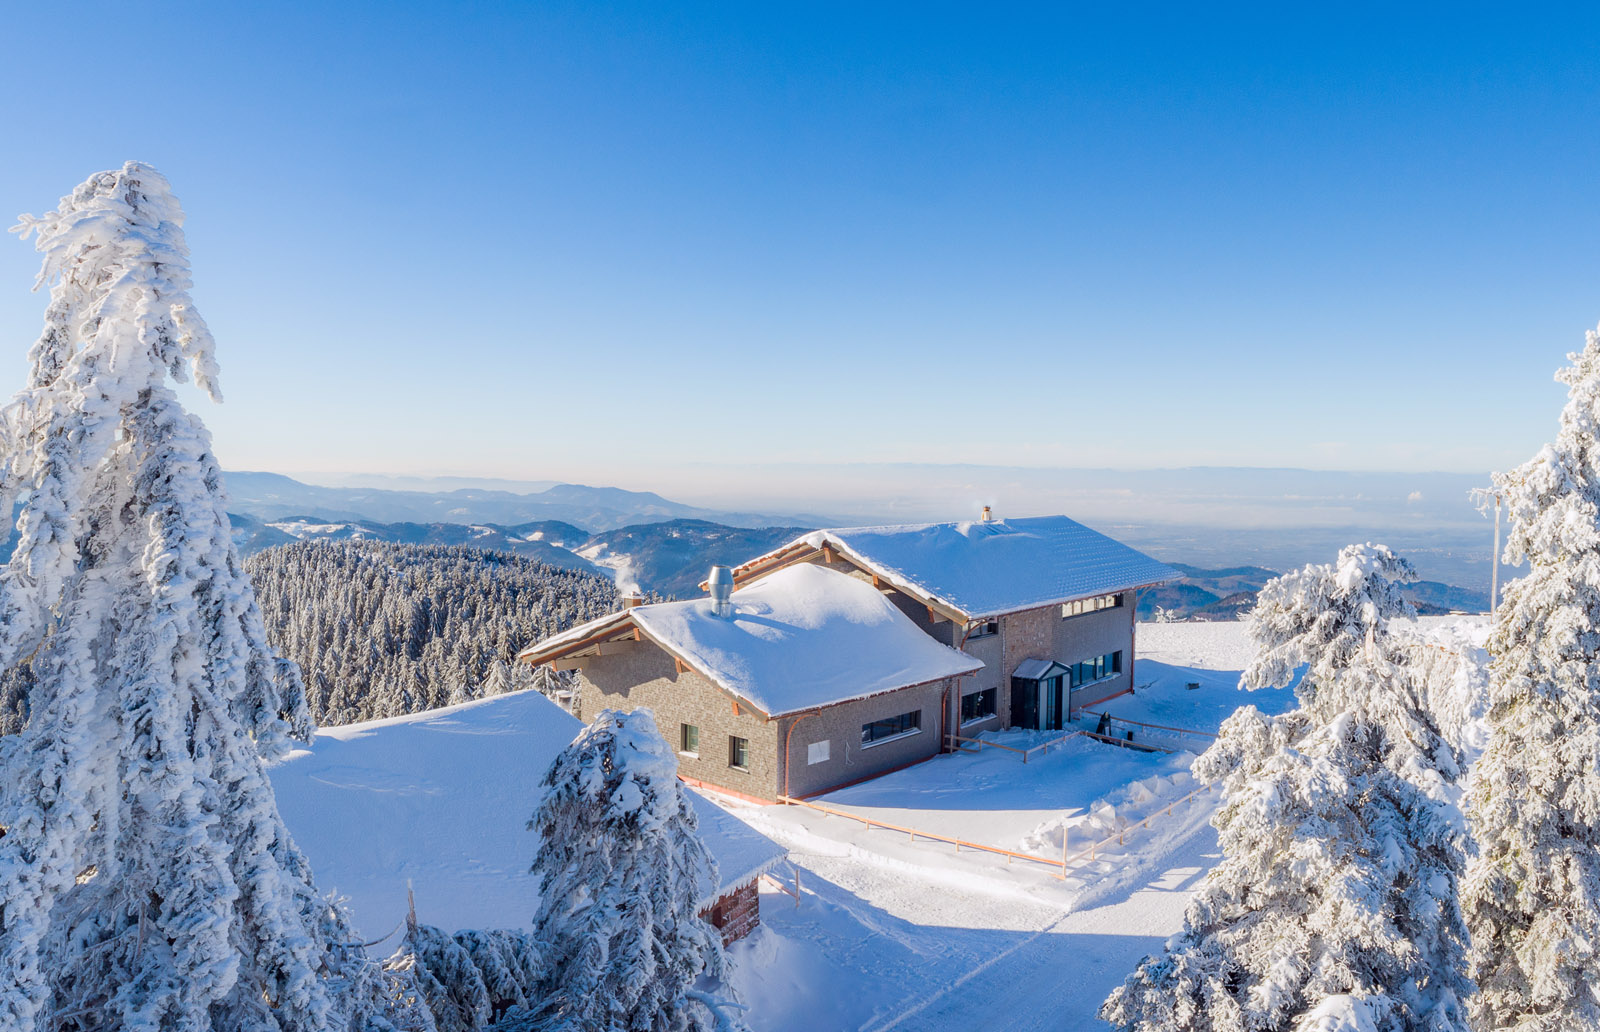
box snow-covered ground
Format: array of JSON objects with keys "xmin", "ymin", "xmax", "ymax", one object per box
[
  {"xmin": 725, "ymin": 615, "xmax": 1483, "ymax": 1031},
  {"xmin": 269, "ymin": 691, "xmax": 785, "ymax": 941},
  {"xmin": 714, "ymin": 621, "xmax": 1269, "ymax": 1031},
  {"xmin": 270, "ymin": 616, "xmax": 1479, "ymax": 1031}
]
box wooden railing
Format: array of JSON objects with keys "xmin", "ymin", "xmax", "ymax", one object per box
[
  {"xmin": 944, "ymin": 731, "xmax": 1079, "ymax": 762},
  {"xmin": 946, "ymin": 727, "xmax": 1171, "ymax": 760},
  {"xmin": 777, "ymin": 775, "xmax": 1215, "ymax": 878},
  {"xmin": 1079, "ymin": 710, "xmax": 1217, "ymax": 744},
  {"xmin": 777, "ymin": 795, "xmax": 1072, "ymax": 873},
  {"xmin": 760, "ymin": 865, "xmax": 803, "ymax": 908},
  {"xmin": 1056, "ymin": 781, "xmax": 1214, "ymax": 865}
]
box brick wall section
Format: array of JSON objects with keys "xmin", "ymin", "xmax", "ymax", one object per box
[
  {"xmin": 574, "ymin": 641, "xmax": 782, "ymax": 800},
  {"xmin": 1002, "ymin": 606, "xmax": 1056, "ymax": 686},
  {"xmin": 700, "ymin": 880, "xmax": 760, "ymax": 946}
]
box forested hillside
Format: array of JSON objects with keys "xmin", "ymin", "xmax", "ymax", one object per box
[{"xmin": 245, "ymin": 541, "xmax": 621, "ymax": 726}]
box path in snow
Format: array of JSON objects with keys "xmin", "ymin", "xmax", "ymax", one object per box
[
  {"xmin": 876, "ymin": 819, "xmax": 1218, "ymax": 1032},
  {"xmin": 730, "ymin": 786, "xmax": 1220, "ymax": 1032}
]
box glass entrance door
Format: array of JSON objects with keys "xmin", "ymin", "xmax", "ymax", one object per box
[{"xmin": 1043, "ymin": 675, "xmax": 1064, "ymax": 731}]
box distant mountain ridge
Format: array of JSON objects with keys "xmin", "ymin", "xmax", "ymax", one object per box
[
  {"xmin": 222, "ymin": 470, "xmax": 832, "ymax": 531},
  {"xmin": 217, "ymin": 471, "xmax": 1494, "ymax": 615}
]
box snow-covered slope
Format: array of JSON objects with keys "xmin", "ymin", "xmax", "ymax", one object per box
[
  {"xmin": 269, "ymin": 691, "xmax": 785, "ymax": 941},
  {"xmin": 725, "ymin": 615, "xmax": 1490, "ymax": 1032}
]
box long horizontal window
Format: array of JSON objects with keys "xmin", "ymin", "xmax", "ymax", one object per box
[
  {"xmin": 862, "ymin": 710, "xmax": 921, "ymax": 745},
  {"xmin": 1068, "ymin": 651, "xmax": 1123, "ymax": 688},
  {"xmin": 961, "ymin": 687, "xmax": 998, "ymax": 723},
  {"xmin": 1061, "ymin": 593, "xmax": 1122, "ymax": 619}
]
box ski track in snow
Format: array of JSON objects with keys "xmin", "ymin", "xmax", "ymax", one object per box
[
  {"xmin": 729, "ymin": 769, "xmax": 1220, "ymax": 1032},
  {"xmin": 880, "ymin": 821, "xmax": 1218, "ymax": 1032}
]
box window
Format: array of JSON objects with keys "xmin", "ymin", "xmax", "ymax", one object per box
[
  {"xmin": 1061, "ymin": 593, "xmax": 1123, "ymax": 619},
  {"xmin": 807, "ymin": 740, "xmax": 831, "ymax": 765},
  {"xmin": 1069, "ymin": 651, "xmax": 1123, "ymax": 688},
  {"xmin": 680, "ymin": 723, "xmax": 699, "ymax": 756},
  {"xmin": 861, "ymin": 710, "xmax": 921, "ymax": 746},
  {"xmin": 728, "ymin": 735, "xmax": 749, "ymax": 770},
  {"xmin": 968, "ymin": 620, "xmax": 999, "ymax": 639},
  {"xmin": 961, "ymin": 687, "xmax": 998, "ymax": 723}
]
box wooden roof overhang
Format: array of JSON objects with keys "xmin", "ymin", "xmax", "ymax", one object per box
[
  {"xmin": 517, "ymin": 606, "xmax": 973, "ymax": 723},
  {"xmin": 516, "ymin": 613, "xmax": 778, "ymax": 721},
  {"xmin": 716, "ymin": 539, "xmax": 971, "ymax": 628}
]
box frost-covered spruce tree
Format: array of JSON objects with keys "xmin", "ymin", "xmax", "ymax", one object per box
[
  {"xmin": 383, "ymin": 919, "xmax": 542, "ymax": 1032},
  {"xmin": 518, "ymin": 708, "xmax": 747, "ymax": 1032},
  {"xmin": 1463, "ymin": 329, "xmax": 1600, "ymax": 1032},
  {"xmin": 1102, "ymin": 544, "xmax": 1470, "ymax": 1032},
  {"xmin": 0, "ymin": 163, "xmax": 340, "ymax": 1030}
]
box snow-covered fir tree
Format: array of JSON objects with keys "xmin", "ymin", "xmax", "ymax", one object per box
[
  {"xmin": 244, "ymin": 540, "xmax": 617, "ymax": 725},
  {"xmin": 1462, "ymin": 329, "xmax": 1600, "ymax": 1032},
  {"xmin": 0, "ymin": 162, "xmax": 345, "ymax": 1030},
  {"xmin": 1101, "ymin": 544, "xmax": 1470, "ymax": 1032},
  {"xmin": 382, "ymin": 914, "xmax": 541, "ymax": 1032},
  {"xmin": 517, "ymin": 708, "xmax": 747, "ymax": 1032}
]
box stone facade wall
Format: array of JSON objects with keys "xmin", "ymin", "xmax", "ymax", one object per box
[
  {"xmin": 775, "ymin": 680, "xmax": 949, "ymax": 799},
  {"xmin": 700, "ymin": 880, "xmax": 760, "ymax": 946},
  {"xmin": 574, "ymin": 641, "xmax": 781, "ymax": 800},
  {"xmin": 573, "ymin": 636, "xmax": 952, "ymax": 801}
]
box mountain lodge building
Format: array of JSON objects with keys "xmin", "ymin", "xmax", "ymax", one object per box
[{"xmin": 518, "ymin": 512, "xmax": 1176, "ymax": 801}]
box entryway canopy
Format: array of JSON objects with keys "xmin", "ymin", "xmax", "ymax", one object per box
[{"xmin": 1013, "ymin": 658, "xmax": 1070, "ymax": 681}]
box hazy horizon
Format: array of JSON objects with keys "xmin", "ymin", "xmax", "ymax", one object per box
[
  {"xmin": 4, "ymin": 4, "xmax": 1594, "ymax": 487},
  {"xmin": 242, "ymin": 463, "xmax": 1506, "ymax": 592}
]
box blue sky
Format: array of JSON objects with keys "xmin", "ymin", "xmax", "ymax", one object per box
[{"xmin": 1, "ymin": 2, "xmax": 1596, "ymax": 496}]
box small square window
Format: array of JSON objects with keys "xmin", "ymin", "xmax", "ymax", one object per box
[
  {"xmin": 729, "ymin": 735, "xmax": 750, "ymax": 770},
  {"xmin": 680, "ymin": 723, "xmax": 699, "ymax": 756},
  {"xmin": 807, "ymin": 740, "xmax": 831, "ymax": 765}
]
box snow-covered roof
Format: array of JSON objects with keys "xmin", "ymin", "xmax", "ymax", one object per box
[
  {"xmin": 743, "ymin": 516, "xmax": 1177, "ymax": 621},
  {"xmin": 523, "ymin": 564, "xmax": 984, "ymax": 717},
  {"xmin": 269, "ymin": 690, "xmax": 787, "ymax": 940}
]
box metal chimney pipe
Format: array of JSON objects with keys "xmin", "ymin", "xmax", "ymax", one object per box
[{"xmin": 707, "ymin": 566, "xmax": 734, "ymax": 618}]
